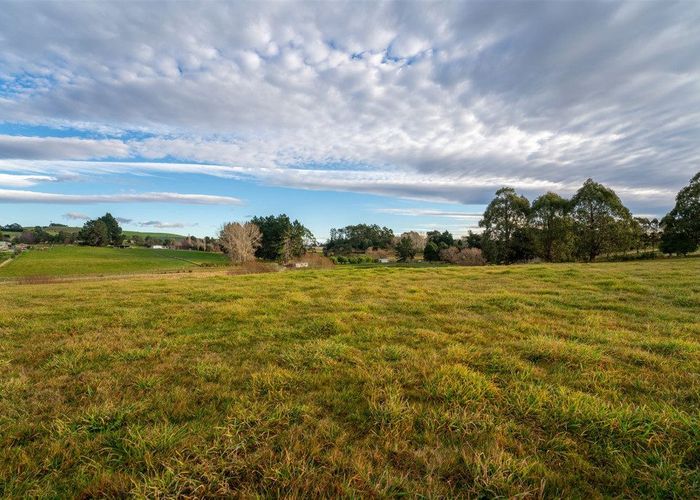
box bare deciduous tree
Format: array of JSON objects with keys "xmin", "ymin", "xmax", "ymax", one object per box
[
  {"xmin": 219, "ymin": 222, "xmax": 262, "ymax": 263},
  {"xmin": 439, "ymin": 247, "xmax": 486, "ymax": 266},
  {"xmin": 399, "ymin": 231, "xmax": 426, "ymax": 252}
]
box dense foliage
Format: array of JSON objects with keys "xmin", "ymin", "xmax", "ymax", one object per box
[
  {"xmin": 423, "ymin": 230, "xmax": 455, "ymax": 261},
  {"xmin": 474, "ymin": 179, "xmax": 644, "ymax": 263},
  {"xmin": 326, "ymin": 224, "xmax": 394, "ymax": 254},
  {"xmin": 570, "ymin": 179, "xmax": 636, "ymax": 262},
  {"xmin": 395, "ymin": 235, "xmax": 418, "ymax": 262},
  {"xmin": 479, "ymin": 187, "xmax": 532, "ymax": 264},
  {"xmin": 660, "ymin": 172, "xmax": 700, "ymax": 255},
  {"xmin": 329, "ymin": 254, "xmax": 375, "ymax": 264},
  {"xmin": 78, "ymin": 213, "xmax": 124, "ymax": 246},
  {"xmin": 250, "ymin": 214, "xmax": 315, "ymax": 261},
  {"xmin": 530, "ymin": 192, "xmax": 573, "ymax": 262},
  {"xmin": 1, "ymin": 223, "xmax": 23, "ymax": 232}
]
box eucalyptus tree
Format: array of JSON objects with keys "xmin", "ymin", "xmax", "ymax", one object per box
[
  {"xmin": 530, "ymin": 192, "xmax": 573, "ymax": 262},
  {"xmin": 479, "ymin": 187, "xmax": 531, "ymax": 263},
  {"xmin": 570, "ymin": 179, "xmax": 635, "ymax": 261},
  {"xmin": 660, "ymin": 172, "xmax": 700, "ymax": 255}
]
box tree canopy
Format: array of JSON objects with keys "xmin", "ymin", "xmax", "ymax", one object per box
[
  {"xmin": 79, "ymin": 219, "xmax": 110, "ymax": 247},
  {"xmin": 530, "ymin": 192, "xmax": 573, "ymax": 262},
  {"xmin": 660, "ymin": 172, "xmax": 700, "ymax": 255},
  {"xmin": 395, "ymin": 232, "xmax": 424, "ymax": 262},
  {"xmin": 78, "ymin": 213, "xmax": 124, "ymax": 247},
  {"xmin": 479, "ymin": 187, "xmax": 531, "ymax": 263},
  {"xmin": 326, "ymin": 224, "xmax": 394, "ymax": 254},
  {"xmin": 423, "ymin": 230, "xmax": 455, "ymax": 261},
  {"xmin": 250, "ymin": 214, "xmax": 315, "ymax": 261},
  {"xmin": 570, "ymin": 179, "xmax": 636, "ymax": 261}
]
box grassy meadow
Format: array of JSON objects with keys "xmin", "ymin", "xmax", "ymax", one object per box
[
  {"xmin": 0, "ymin": 246, "xmax": 227, "ymax": 278},
  {"xmin": 0, "ymin": 252, "xmax": 11, "ymax": 266},
  {"xmin": 1, "ymin": 259, "xmax": 699, "ymax": 497}
]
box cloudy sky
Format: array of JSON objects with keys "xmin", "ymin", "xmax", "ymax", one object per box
[{"xmin": 1, "ymin": 1, "xmax": 698, "ymax": 238}]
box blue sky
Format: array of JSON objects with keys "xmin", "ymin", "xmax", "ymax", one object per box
[{"xmin": 1, "ymin": 1, "xmax": 698, "ymax": 239}]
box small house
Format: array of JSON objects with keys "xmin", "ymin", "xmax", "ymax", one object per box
[
  {"xmin": 294, "ymin": 262, "xmax": 309, "ymax": 268},
  {"xmin": 378, "ymin": 258, "xmax": 390, "ymax": 263},
  {"xmin": 151, "ymin": 245, "xmax": 165, "ymax": 249},
  {"xmin": 0, "ymin": 241, "xmax": 10, "ymax": 250}
]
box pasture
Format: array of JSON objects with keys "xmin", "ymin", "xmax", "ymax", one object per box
[
  {"xmin": 0, "ymin": 246, "xmax": 227, "ymax": 278},
  {"xmin": 0, "ymin": 259, "xmax": 698, "ymax": 497}
]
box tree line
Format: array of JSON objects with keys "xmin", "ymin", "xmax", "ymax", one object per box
[
  {"xmin": 3, "ymin": 172, "xmax": 698, "ymax": 265},
  {"xmin": 476, "ymin": 174, "xmax": 698, "ymax": 263}
]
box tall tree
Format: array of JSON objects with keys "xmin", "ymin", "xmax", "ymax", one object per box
[
  {"xmin": 530, "ymin": 192, "xmax": 573, "ymax": 262},
  {"xmin": 326, "ymin": 224, "xmax": 394, "ymax": 253},
  {"xmin": 250, "ymin": 214, "xmax": 314, "ymax": 261},
  {"xmin": 633, "ymin": 217, "xmax": 661, "ymax": 252},
  {"xmin": 423, "ymin": 230, "xmax": 454, "ymax": 261},
  {"xmin": 479, "ymin": 187, "xmax": 531, "ymax": 263},
  {"xmin": 98, "ymin": 213, "xmax": 123, "ymax": 245},
  {"xmin": 281, "ymin": 220, "xmax": 316, "ymax": 262},
  {"xmin": 660, "ymin": 172, "xmax": 700, "ymax": 255},
  {"xmin": 79, "ymin": 219, "xmax": 110, "ymax": 246},
  {"xmin": 219, "ymin": 222, "xmax": 262, "ymax": 263},
  {"xmin": 78, "ymin": 213, "xmax": 123, "ymax": 246},
  {"xmin": 399, "ymin": 232, "xmax": 425, "ymax": 253},
  {"xmin": 570, "ymin": 179, "xmax": 635, "ymax": 261},
  {"xmin": 463, "ymin": 231, "xmax": 482, "ymax": 250},
  {"xmin": 395, "ymin": 235, "xmax": 418, "ymax": 262}
]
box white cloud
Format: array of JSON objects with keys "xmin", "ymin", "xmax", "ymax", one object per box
[
  {"xmin": 0, "ymin": 189, "xmax": 242, "ymax": 205},
  {"xmin": 0, "ymin": 135, "xmax": 128, "ymax": 160},
  {"xmin": 63, "ymin": 211, "xmax": 90, "ymax": 220},
  {"xmin": 375, "ymin": 208, "xmax": 483, "ymax": 219},
  {"xmin": 139, "ymin": 220, "xmax": 187, "ymax": 229},
  {"xmin": 0, "ymin": 158, "xmax": 676, "ymax": 210},
  {"xmin": 0, "ymin": 2, "xmax": 697, "ymax": 215},
  {"xmin": 0, "ymin": 173, "xmax": 57, "ymax": 187}
]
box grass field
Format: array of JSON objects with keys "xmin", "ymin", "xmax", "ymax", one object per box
[
  {"xmin": 0, "ymin": 246, "xmax": 227, "ymax": 278},
  {"xmin": 0, "ymin": 252, "xmax": 12, "ymax": 266},
  {"xmin": 1, "ymin": 259, "xmax": 699, "ymax": 497},
  {"xmin": 121, "ymin": 230, "xmax": 187, "ymax": 240}
]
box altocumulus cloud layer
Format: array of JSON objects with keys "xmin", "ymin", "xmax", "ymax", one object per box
[{"xmin": 0, "ymin": 1, "xmax": 698, "ymax": 212}]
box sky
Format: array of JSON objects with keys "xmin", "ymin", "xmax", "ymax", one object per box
[{"xmin": 0, "ymin": 1, "xmax": 698, "ymax": 240}]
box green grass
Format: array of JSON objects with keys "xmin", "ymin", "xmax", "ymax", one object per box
[
  {"xmin": 121, "ymin": 230, "xmax": 187, "ymax": 240},
  {"xmin": 0, "ymin": 246, "xmax": 227, "ymax": 278},
  {"xmin": 0, "ymin": 259, "xmax": 699, "ymax": 497}
]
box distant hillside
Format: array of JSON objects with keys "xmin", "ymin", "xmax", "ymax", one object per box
[
  {"xmin": 2, "ymin": 225, "xmax": 188, "ymax": 241},
  {"xmin": 121, "ymin": 230, "xmax": 188, "ymax": 240}
]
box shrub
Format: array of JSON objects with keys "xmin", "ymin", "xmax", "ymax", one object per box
[
  {"xmin": 329, "ymin": 254, "xmax": 373, "ymax": 265},
  {"xmin": 439, "ymin": 247, "xmax": 486, "ymax": 266}
]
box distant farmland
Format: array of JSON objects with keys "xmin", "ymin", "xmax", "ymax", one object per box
[
  {"xmin": 2, "ymin": 226, "xmax": 188, "ymax": 240},
  {"xmin": 0, "ymin": 246, "xmax": 227, "ymax": 278},
  {"xmin": 1, "ymin": 258, "xmax": 698, "ymax": 497}
]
